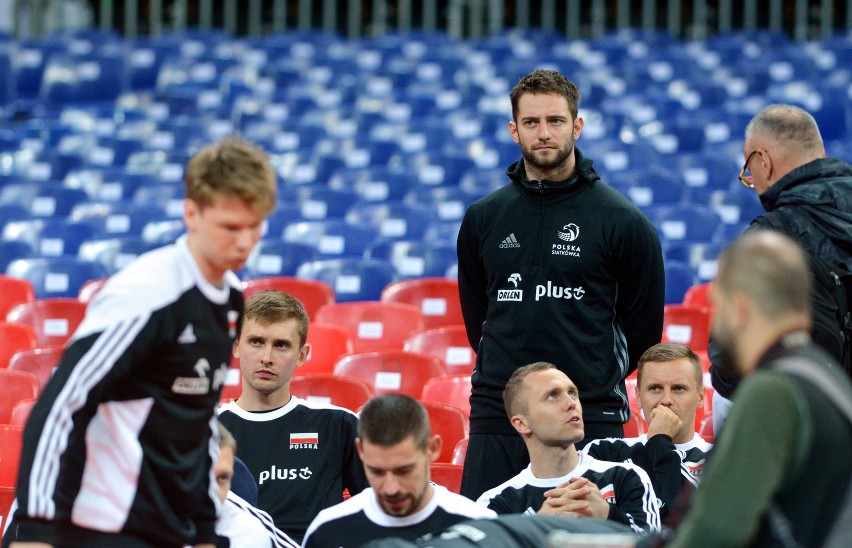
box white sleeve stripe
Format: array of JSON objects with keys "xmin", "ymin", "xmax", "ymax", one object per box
[
  {"xmin": 27, "ymin": 315, "xmax": 149, "ymax": 519},
  {"xmin": 226, "ymin": 493, "xmax": 299, "ymax": 548}
]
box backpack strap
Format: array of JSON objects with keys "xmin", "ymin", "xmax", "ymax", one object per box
[{"xmin": 768, "ymin": 357, "xmax": 852, "ymax": 548}]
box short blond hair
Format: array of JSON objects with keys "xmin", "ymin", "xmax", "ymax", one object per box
[{"xmin": 184, "ymin": 136, "xmax": 277, "ymax": 216}]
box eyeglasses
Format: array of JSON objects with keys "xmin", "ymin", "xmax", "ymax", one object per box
[{"xmin": 739, "ymin": 150, "xmax": 757, "ymax": 188}]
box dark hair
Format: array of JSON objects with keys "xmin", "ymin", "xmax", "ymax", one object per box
[
  {"xmin": 636, "ymin": 342, "xmax": 703, "ymax": 389},
  {"xmin": 241, "ymin": 290, "xmax": 309, "ymax": 346},
  {"xmin": 358, "ymin": 394, "xmax": 430, "ymax": 451},
  {"xmin": 503, "ymin": 361, "xmax": 558, "ymax": 418},
  {"xmin": 509, "ymin": 69, "xmax": 581, "ymax": 121}
]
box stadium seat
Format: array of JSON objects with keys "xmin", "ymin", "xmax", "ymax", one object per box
[
  {"xmin": 289, "ymin": 373, "xmax": 375, "ymax": 412},
  {"xmin": 0, "ymin": 424, "xmax": 24, "ymax": 529},
  {"xmin": 451, "ymin": 437, "xmax": 468, "ymax": 466},
  {"xmin": 298, "ymin": 258, "xmax": 397, "ymax": 303},
  {"xmin": 682, "ymin": 282, "xmax": 713, "ymax": 311},
  {"xmin": 429, "ymin": 463, "xmax": 463, "ymax": 494},
  {"xmin": 300, "ymin": 323, "xmax": 355, "ymax": 375},
  {"xmin": 77, "ymin": 237, "xmax": 160, "ymax": 274},
  {"xmin": 6, "ymin": 298, "xmax": 88, "ymax": 347},
  {"xmin": 661, "ymin": 304, "xmax": 712, "ymax": 351},
  {"xmin": 366, "ymin": 240, "xmax": 457, "ymax": 279},
  {"xmin": 422, "ymin": 401, "xmax": 468, "ymax": 463},
  {"xmin": 242, "ymin": 277, "xmax": 335, "ymax": 320},
  {"xmin": 333, "ymin": 350, "xmax": 447, "ymax": 398},
  {"xmin": 242, "ymin": 240, "xmax": 319, "ymax": 278},
  {"xmin": 381, "ymin": 278, "xmax": 464, "ymax": 329},
  {"xmin": 315, "ymin": 302, "xmax": 424, "ymax": 353},
  {"xmin": 344, "ymin": 201, "xmax": 434, "ymax": 241},
  {"xmin": 0, "ymin": 240, "xmax": 34, "ymax": 274},
  {"xmin": 0, "ymin": 322, "xmax": 39, "ymax": 369},
  {"xmin": 5, "ymin": 256, "xmax": 109, "ymax": 299},
  {"xmin": 0, "ymin": 275, "xmax": 35, "ymax": 319},
  {"xmin": 664, "ymin": 260, "xmax": 699, "ymax": 305},
  {"xmin": 647, "ymin": 205, "xmax": 722, "ymax": 245},
  {"xmin": 7, "ymin": 345, "xmax": 64, "ymax": 389},
  {"xmin": 420, "ymin": 374, "xmax": 472, "ymax": 420},
  {"xmin": 624, "ymin": 412, "xmax": 648, "ymax": 438},
  {"xmin": 699, "ymin": 415, "xmax": 714, "ymax": 443},
  {"xmin": 220, "ymin": 357, "xmax": 242, "ymax": 403},
  {"xmin": 284, "ymin": 220, "xmax": 379, "ymax": 258},
  {"xmin": 0, "ymin": 369, "xmax": 40, "ymax": 423},
  {"xmin": 404, "ymin": 326, "xmax": 475, "ymax": 376},
  {"xmin": 278, "ymin": 186, "xmax": 361, "ymax": 220},
  {"xmin": 9, "ymin": 398, "xmax": 37, "ymax": 427},
  {"xmin": 77, "ymin": 277, "xmax": 109, "ymax": 303}
]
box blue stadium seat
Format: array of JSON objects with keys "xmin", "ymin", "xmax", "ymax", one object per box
[
  {"xmin": 344, "ymin": 201, "xmax": 433, "ymax": 241},
  {"xmin": 664, "ymin": 260, "xmax": 699, "ymax": 305},
  {"xmin": 70, "ymin": 202, "xmax": 168, "ymax": 237},
  {"xmin": 404, "ymin": 186, "xmax": 481, "ymax": 222},
  {"xmin": 296, "ymin": 258, "xmax": 397, "ymax": 302},
  {"xmin": 0, "ymin": 240, "xmax": 33, "ymax": 273},
  {"xmin": 278, "ymin": 185, "xmax": 360, "ymax": 220},
  {"xmin": 78, "ymin": 236, "xmax": 161, "ymax": 274},
  {"xmin": 328, "ymin": 167, "xmax": 414, "ymax": 202},
  {"xmin": 243, "ymin": 240, "xmax": 320, "ymax": 278},
  {"xmin": 6, "ymin": 256, "xmax": 109, "ymax": 298},
  {"xmin": 283, "ymin": 219, "xmax": 379, "ymax": 258},
  {"xmin": 365, "ymin": 240, "xmax": 457, "ymax": 279},
  {"xmin": 646, "ymin": 205, "xmax": 721, "ymax": 245}
]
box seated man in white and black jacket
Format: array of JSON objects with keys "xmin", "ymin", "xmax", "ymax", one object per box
[
  {"xmin": 476, "ymin": 362, "xmax": 661, "ymax": 535},
  {"xmin": 582, "ymin": 343, "xmax": 713, "ymax": 515}
]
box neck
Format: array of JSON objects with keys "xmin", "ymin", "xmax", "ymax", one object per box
[
  {"xmin": 237, "ymin": 388, "xmax": 292, "ymax": 412},
  {"xmin": 186, "ymin": 236, "xmax": 225, "ymax": 288},
  {"xmin": 527, "ymin": 442, "xmax": 580, "ymax": 479},
  {"xmin": 738, "ymin": 321, "xmax": 811, "ymax": 375}
]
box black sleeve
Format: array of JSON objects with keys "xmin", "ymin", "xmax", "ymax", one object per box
[
  {"xmin": 614, "ymin": 212, "xmax": 666, "ymax": 375},
  {"xmin": 638, "ymin": 435, "xmax": 682, "ymax": 516},
  {"xmin": 342, "ymin": 412, "xmax": 369, "ymax": 494},
  {"xmin": 457, "ymin": 208, "xmax": 488, "ymax": 350}
]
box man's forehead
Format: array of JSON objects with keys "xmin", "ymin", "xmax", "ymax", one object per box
[
  {"xmin": 525, "ymin": 368, "xmax": 576, "ymax": 390},
  {"xmin": 642, "ymin": 358, "xmax": 697, "ymax": 384}
]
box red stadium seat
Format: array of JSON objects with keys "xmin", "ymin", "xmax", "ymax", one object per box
[
  {"xmin": 420, "ymin": 374, "xmax": 472, "ymax": 421},
  {"xmin": 300, "ymin": 323, "xmax": 355, "ymax": 375},
  {"xmin": 10, "ymin": 398, "xmax": 37, "ymax": 427},
  {"xmin": 682, "ymin": 282, "xmax": 713, "ymax": 312},
  {"xmin": 0, "ymin": 369, "xmax": 40, "ymax": 424},
  {"xmin": 290, "ymin": 374, "xmax": 375, "ymax": 412},
  {"xmin": 699, "ymin": 415, "xmax": 714, "ymax": 443},
  {"xmin": 0, "ymin": 275, "xmax": 35, "ymax": 319},
  {"xmin": 430, "ymin": 463, "xmax": 463, "ymax": 494},
  {"xmin": 422, "ymin": 401, "xmax": 468, "ymax": 463},
  {"xmin": 0, "ymin": 322, "xmax": 39, "ymax": 369},
  {"xmin": 77, "ymin": 277, "xmax": 109, "ymax": 303},
  {"xmin": 661, "ymin": 305, "xmax": 711, "ymax": 351},
  {"xmin": 7, "ymin": 345, "xmax": 64, "ymax": 389},
  {"xmin": 0, "ymin": 424, "xmax": 24, "ymax": 528},
  {"xmin": 219, "ymin": 356, "xmax": 242, "ymax": 403},
  {"xmin": 624, "ymin": 412, "xmax": 647, "ymax": 437},
  {"xmin": 242, "ymin": 277, "xmax": 335, "ymax": 320},
  {"xmin": 451, "ymin": 438, "xmax": 468, "ymax": 466},
  {"xmin": 380, "ymin": 278, "xmax": 464, "ymax": 329},
  {"xmin": 403, "ymin": 326, "xmax": 476, "ymax": 376},
  {"xmin": 333, "ymin": 350, "xmax": 447, "ymax": 398},
  {"xmin": 316, "ymin": 302, "xmax": 424, "ymax": 353},
  {"xmin": 6, "ymin": 298, "xmax": 88, "ymax": 348}
]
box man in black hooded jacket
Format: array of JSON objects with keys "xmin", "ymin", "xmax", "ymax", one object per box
[{"xmin": 710, "ymin": 103, "xmax": 852, "ymax": 434}]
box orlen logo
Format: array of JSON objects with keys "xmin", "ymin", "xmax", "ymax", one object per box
[
  {"xmin": 558, "ymin": 223, "xmax": 580, "ymax": 242},
  {"xmin": 497, "ymin": 273, "xmax": 523, "ymax": 302},
  {"xmin": 535, "ymin": 281, "xmax": 585, "ymax": 301},
  {"xmin": 259, "ymin": 465, "xmax": 313, "ymax": 485}
]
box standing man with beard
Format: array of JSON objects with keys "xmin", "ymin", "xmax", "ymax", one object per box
[
  {"xmin": 456, "ymin": 69, "xmax": 665, "ymax": 500},
  {"xmin": 665, "ymin": 231, "xmax": 852, "ymax": 547}
]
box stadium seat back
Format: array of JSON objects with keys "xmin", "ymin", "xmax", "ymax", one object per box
[
  {"xmin": 381, "ymin": 278, "xmax": 463, "ymax": 329},
  {"xmin": 333, "ymin": 350, "xmax": 446, "ymax": 398},
  {"xmin": 290, "ymin": 373, "xmax": 375, "ymax": 412},
  {"xmin": 6, "ymin": 298, "xmax": 88, "ymax": 347},
  {"xmin": 316, "ymin": 302, "xmax": 424, "ymax": 353},
  {"xmin": 404, "ymin": 326, "xmax": 475, "ymax": 376}
]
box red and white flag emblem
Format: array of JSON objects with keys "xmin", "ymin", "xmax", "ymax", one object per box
[{"xmin": 290, "ymin": 433, "xmax": 318, "ymax": 445}]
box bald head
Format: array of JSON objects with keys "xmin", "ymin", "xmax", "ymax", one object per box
[
  {"xmin": 715, "ymin": 230, "xmax": 812, "ymax": 322},
  {"xmin": 744, "ymin": 104, "xmax": 825, "ymax": 175}
]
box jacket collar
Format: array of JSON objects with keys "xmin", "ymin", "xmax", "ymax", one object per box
[{"xmin": 507, "ymin": 146, "xmax": 600, "ymax": 197}]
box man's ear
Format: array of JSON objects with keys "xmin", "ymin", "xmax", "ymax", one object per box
[
  {"xmin": 427, "ymin": 435, "xmax": 442, "ymax": 464},
  {"xmin": 355, "ymin": 438, "xmax": 363, "ymax": 459},
  {"xmin": 296, "ymin": 343, "xmax": 311, "ymax": 367},
  {"xmin": 231, "ymin": 338, "xmax": 240, "ymax": 358},
  {"xmin": 573, "ymin": 116, "xmax": 584, "ymax": 140},
  {"xmin": 510, "ymin": 414, "xmax": 530, "ymax": 436},
  {"xmin": 508, "ymin": 120, "xmax": 520, "ymax": 144}
]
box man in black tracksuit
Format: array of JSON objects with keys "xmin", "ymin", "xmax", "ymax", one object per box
[
  {"xmin": 456, "ymin": 69, "xmax": 665, "ymax": 500},
  {"xmin": 709, "ymin": 103, "xmax": 852, "ymax": 435}
]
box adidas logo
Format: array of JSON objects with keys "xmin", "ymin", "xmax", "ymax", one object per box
[
  {"xmin": 499, "ymin": 233, "xmax": 520, "ymax": 249},
  {"xmin": 178, "ymin": 323, "xmax": 197, "ymax": 344}
]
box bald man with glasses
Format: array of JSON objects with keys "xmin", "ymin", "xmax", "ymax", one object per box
[{"xmin": 710, "ymin": 103, "xmax": 852, "ymax": 435}]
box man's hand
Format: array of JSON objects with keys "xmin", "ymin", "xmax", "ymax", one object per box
[
  {"xmin": 646, "ymin": 405, "xmax": 682, "ymax": 439},
  {"xmin": 539, "ymin": 477, "xmax": 610, "ymax": 519}
]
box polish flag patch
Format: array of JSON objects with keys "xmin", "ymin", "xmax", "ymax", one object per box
[
  {"xmin": 600, "ymin": 484, "xmax": 616, "ymax": 502},
  {"xmin": 290, "ymin": 433, "xmax": 318, "ymax": 445}
]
